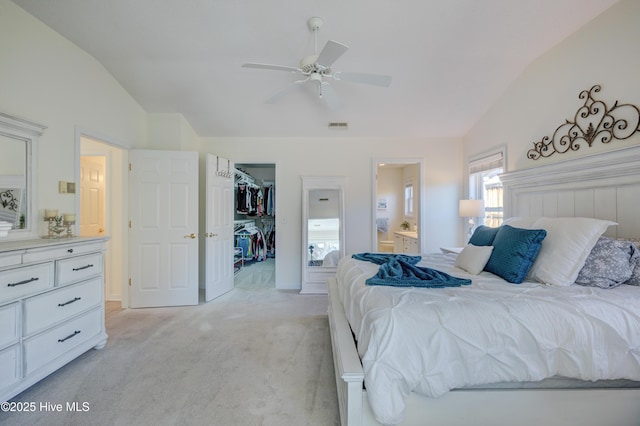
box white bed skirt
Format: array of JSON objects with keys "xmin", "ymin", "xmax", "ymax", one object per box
[{"xmin": 328, "ymin": 277, "xmax": 640, "ymax": 426}]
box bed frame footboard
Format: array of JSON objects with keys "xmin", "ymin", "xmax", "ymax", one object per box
[{"xmin": 328, "ymin": 277, "xmax": 366, "ymax": 426}]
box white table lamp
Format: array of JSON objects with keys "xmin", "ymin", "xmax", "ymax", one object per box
[{"xmin": 459, "ymin": 199, "xmax": 485, "ymax": 239}]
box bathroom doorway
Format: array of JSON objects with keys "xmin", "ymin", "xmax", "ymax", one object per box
[
  {"xmin": 372, "ymin": 159, "xmax": 423, "ymax": 254},
  {"xmin": 79, "ymin": 135, "xmax": 127, "ymax": 304}
]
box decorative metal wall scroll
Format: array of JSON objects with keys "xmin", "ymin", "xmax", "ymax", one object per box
[
  {"xmin": 528, "ymin": 85, "xmax": 640, "ymax": 160},
  {"xmin": 0, "ymin": 189, "xmax": 19, "ymax": 212}
]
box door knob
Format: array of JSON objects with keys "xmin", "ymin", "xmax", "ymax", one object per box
[
  {"xmin": 99, "ymin": 228, "xmax": 105, "ymax": 233},
  {"xmin": 184, "ymin": 233, "xmax": 196, "ymax": 239}
]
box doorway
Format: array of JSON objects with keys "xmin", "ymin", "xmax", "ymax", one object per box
[
  {"xmin": 234, "ymin": 163, "xmax": 276, "ymax": 289},
  {"xmin": 79, "ymin": 135, "xmax": 126, "ymax": 305},
  {"xmin": 372, "ymin": 159, "xmax": 423, "ymax": 253}
]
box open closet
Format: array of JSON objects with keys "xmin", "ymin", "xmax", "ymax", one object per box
[{"xmin": 234, "ymin": 164, "xmax": 276, "ymax": 287}]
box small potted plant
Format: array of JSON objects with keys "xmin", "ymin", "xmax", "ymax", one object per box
[{"xmin": 400, "ymin": 220, "xmax": 410, "ymax": 231}]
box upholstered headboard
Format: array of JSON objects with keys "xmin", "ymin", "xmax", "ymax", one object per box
[{"xmin": 500, "ymin": 145, "xmax": 640, "ymax": 239}]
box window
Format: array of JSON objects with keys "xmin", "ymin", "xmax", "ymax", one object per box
[
  {"xmin": 468, "ymin": 151, "xmax": 504, "ymax": 228},
  {"xmin": 404, "ymin": 183, "xmax": 414, "ymax": 217}
]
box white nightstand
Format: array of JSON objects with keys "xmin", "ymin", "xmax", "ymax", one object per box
[{"xmin": 440, "ymin": 247, "xmax": 464, "ymax": 254}]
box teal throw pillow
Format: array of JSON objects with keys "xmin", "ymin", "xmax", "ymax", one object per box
[
  {"xmin": 469, "ymin": 225, "xmax": 500, "ymax": 246},
  {"xmin": 484, "ymin": 225, "xmax": 547, "ymax": 284}
]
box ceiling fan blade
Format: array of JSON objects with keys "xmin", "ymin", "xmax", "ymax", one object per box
[
  {"xmin": 315, "ymin": 40, "xmax": 349, "ymax": 68},
  {"xmin": 333, "ymin": 71, "xmax": 392, "ymax": 87},
  {"xmin": 320, "ymin": 82, "xmax": 341, "ymax": 110},
  {"xmin": 265, "ymin": 78, "xmax": 308, "ymax": 104},
  {"xmin": 242, "ymin": 62, "xmax": 302, "ymax": 74}
]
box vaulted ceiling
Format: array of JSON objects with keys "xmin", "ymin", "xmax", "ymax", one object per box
[{"xmin": 12, "ymin": 0, "xmax": 618, "ymax": 138}]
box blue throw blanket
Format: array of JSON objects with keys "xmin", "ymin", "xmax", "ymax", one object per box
[{"xmin": 352, "ymin": 253, "xmax": 471, "ymax": 288}]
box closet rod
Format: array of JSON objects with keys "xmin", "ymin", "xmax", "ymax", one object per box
[{"xmin": 234, "ymin": 168, "xmax": 255, "ymax": 184}]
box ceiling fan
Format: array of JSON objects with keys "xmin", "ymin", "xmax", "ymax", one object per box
[{"xmin": 242, "ymin": 17, "xmax": 392, "ymax": 109}]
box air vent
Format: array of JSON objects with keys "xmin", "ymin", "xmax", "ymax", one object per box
[{"xmin": 328, "ymin": 122, "xmax": 348, "ymax": 130}]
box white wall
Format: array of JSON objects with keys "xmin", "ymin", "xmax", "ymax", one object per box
[
  {"xmin": 148, "ymin": 113, "xmax": 200, "ymax": 151},
  {"xmin": 1, "ymin": 0, "xmax": 464, "ymax": 293},
  {"xmin": 205, "ymin": 137, "xmax": 463, "ymax": 290},
  {"xmin": 402, "ymin": 163, "xmax": 420, "ymax": 228},
  {"xmin": 376, "ymin": 167, "xmax": 404, "ymax": 242},
  {"xmin": 465, "ymin": 0, "xmax": 640, "ymax": 173},
  {"xmin": 0, "ymin": 1, "xmax": 148, "ymax": 236}
]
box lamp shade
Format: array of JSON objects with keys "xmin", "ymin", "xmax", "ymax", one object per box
[{"xmin": 459, "ymin": 199, "xmax": 484, "ymax": 217}]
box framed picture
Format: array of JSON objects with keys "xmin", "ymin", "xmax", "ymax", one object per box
[{"xmin": 377, "ymin": 198, "xmax": 387, "ymax": 210}]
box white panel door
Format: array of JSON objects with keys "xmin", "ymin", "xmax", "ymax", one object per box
[
  {"xmin": 80, "ymin": 155, "xmax": 106, "ymax": 237},
  {"xmin": 129, "ymin": 150, "xmax": 199, "ymax": 308},
  {"xmin": 205, "ymin": 154, "xmax": 235, "ymax": 301}
]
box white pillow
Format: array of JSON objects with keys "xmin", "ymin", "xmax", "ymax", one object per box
[
  {"xmin": 527, "ymin": 217, "xmax": 617, "ymax": 286},
  {"xmin": 502, "ymin": 217, "xmax": 540, "ymax": 229},
  {"xmin": 454, "ymin": 244, "xmax": 494, "ymax": 275}
]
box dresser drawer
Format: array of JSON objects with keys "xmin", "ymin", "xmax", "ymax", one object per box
[
  {"xmin": 24, "ymin": 307, "xmax": 102, "ymax": 375},
  {"xmin": 24, "ymin": 277, "xmax": 103, "ymax": 336},
  {"xmin": 0, "ymin": 302, "xmax": 20, "ymax": 349},
  {"xmin": 56, "ymin": 253, "xmax": 103, "ymax": 286},
  {"xmin": 0, "ymin": 250, "xmax": 23, "ymax": 269},
  {"xmin": 23, "ymin": 241, "xmax": 104, "ymax": 264},
  {"xmin": 0, "ymin": 344, "xmax": 20, "ymax": 390},
  {"xmin": 0, "ymin": 263, "xmax": 54, "ymax": 303}
]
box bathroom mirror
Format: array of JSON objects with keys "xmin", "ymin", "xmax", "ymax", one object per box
[
  {"xmin": 301, "ymin": 176, "xmax": 345, "ymax": 294},
  {"xmin": 0, "ymin": 112, "xmax": 46, "ymax": 240}
]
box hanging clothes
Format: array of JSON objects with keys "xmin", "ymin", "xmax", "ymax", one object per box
[
  {"xmin": 236, "ymin": 185, "xmax": 249, "ymax": 214},
  {"xmin": 234, "ymin": 224, "xmax": 268, "ymax": 262},
  {"xmin": 256, "ymin": 188, "xmax": 264, "ymax": 217},
  {"xmin": 263, "ymin": 186, "xmax": 275, "ymax": 216},
  {"xmin": 235, "ymin": 229, "xmax": 253, "ymax": 259},
  {"xmin": 247, "ymin": 187, "xmax": 259, "ymax": 216},
  {"xmin": 263, "ymin": 221, "xmax": 276, "ymax": 258},
  {"xmin": 234, "ymin": 167, "xmax": 275, "ymax": 266}
]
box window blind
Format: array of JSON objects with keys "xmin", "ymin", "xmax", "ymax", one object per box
[{"xmin": 468, "ymin": 152, "xmax": 503, "ymax": 174}]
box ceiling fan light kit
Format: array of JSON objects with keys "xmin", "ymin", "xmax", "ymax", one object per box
[{"xmin": 242, "ymin": 17, "xmax": 392, "ymax": 110}]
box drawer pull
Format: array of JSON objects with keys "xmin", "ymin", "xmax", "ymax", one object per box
[
  {"xmin": 58, "ymin": 330, "xmax": 81, "ymax": 343},
  {"xmin": 67, "ymin": 248, "xmax": 74, "ymax": 253},
  {"xmin": 72, "ymin": 264, "xmax": 94, "ymax": 272},
  {"xmin": 7, "ymin": 277, "xmax": 39, "ymax": 287},
  {"xmin": 58, "ymin": 297, "xmax": 82, "ymax": 307}
]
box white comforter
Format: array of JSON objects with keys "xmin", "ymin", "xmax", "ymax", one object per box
[{"xmin": 336, "ymin": 253, "xmax": 640, "ymax": 425}]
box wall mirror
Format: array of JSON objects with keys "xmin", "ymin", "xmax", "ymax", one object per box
[
  {"xmin": 0, "ymin": 112, "xmax": 46, "ymax": 240},
  {"xmin": 301, "ymin": 176, "xmax": 345, "ymax": 294}
]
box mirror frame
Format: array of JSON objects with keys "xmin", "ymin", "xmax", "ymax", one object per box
[
  {"xmin": 300, "ymin": 175, "xmax": 345, "ymax": 294},
  {"xmin": 0, "ymin": 112, "xmax": 46, "ymax": 241}
]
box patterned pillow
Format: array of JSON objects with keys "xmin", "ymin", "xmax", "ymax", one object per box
[
  {"xmin": 626, "ymin": 265, "xmax": 640, "ymax": 286},
  {"xmin": 484, "ymin": 225, "xmax": 547, "ymax": 284},
  {"xmin": 624, "ymin": 240, "xmax": 640, "ymax": 286},
  {"xmin": 575, "ymin": 237, "xmax": 640, "ymax": 289},
  {"xmin": 468, "ymin": 225, "xmax": 499, "ymax": 246}
]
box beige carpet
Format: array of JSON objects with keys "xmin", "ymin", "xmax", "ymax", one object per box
[{"xmin": 2, "ymin": 261, "xmax": 340, "ymax": 426}]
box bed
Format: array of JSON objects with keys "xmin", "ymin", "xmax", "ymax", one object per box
[{"xmin": 328, "ymin": 145, "xmax": 640, "ymax": 426}]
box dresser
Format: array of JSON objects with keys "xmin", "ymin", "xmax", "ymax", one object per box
[{"xmin": 0, "ymin": 237, "xmax": 108, "ymax": 402}]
